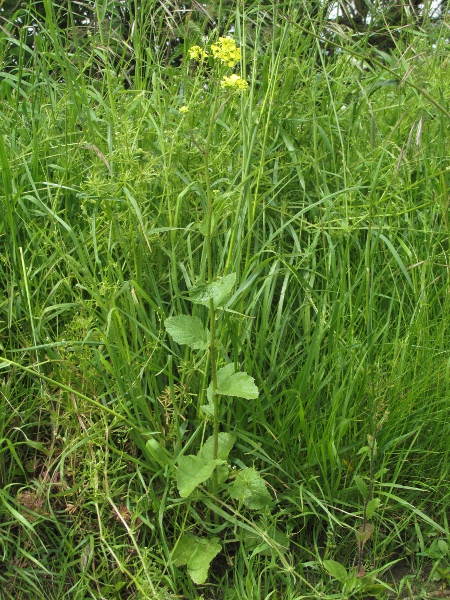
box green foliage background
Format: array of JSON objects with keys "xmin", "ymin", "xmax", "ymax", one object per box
[{"xmin": 1, "ymin": 0, "xmax": 450, "ymax": 598}]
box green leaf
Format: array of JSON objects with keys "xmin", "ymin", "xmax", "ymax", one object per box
[
  {"xmin": 176, "ymin": 455, "xmax": 221, "ymax": 497},
  {"xmin": 438, "ymin": 540, "xmax": 449, "ymax": 555},
  {"xmin": 198, "ymin": 433, "xmax": 236, "ymax": 462},
  {"xmin": 354, "ymin": 475, "xmax": 368, "ymax": 499},
  {"xmin": 229, "ymin": 468, "xmax": 271, "ymax": 509},
  {"xmin": 374, "ymin": 467, "xmax": 388, "ymax": 479},
  {"xmin": 171, "ymin": 535, "xmax": 195, "ymax": 567},
  {"xmin": 187, "ymin": 539, "xmax": 222, "ymax": 584},
  {"xmin": 323, "ymin": 559, "xmax": 348, "ymax": 582},
  {"xmin": 165, "ymin": 315, "xmax": 209, "ymax": 350},
  {"xmin": 201, "ymin": 402, "xmax": 215, "ymax": 417},
  {"xmin": 207, "ymin": 364, "xmax": 258, "ymax": 401},
  {"xmin": 355, "ymin": 523, "xmax": 374, "ymax": 547},
  {"xmin": 365, "ymin": 498, "xmax": 380, "ymax": 519},
  {"xmin": 215, "ymin": 463, "xmax": 230, "ymax": 485},
  {"xmin": 145, "ymin": 438, "xmax": 173, "ymax": 467},
  {"xmin": 172, "ymin": 534, "xmax": 221, "ymax": 585},
  {"xmin": 189, "ymin": 273, "xmax": 237, "ymax": 308}
]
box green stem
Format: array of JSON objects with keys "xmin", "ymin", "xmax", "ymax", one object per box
[
  {"xmin": 210, "ymin": 297, "xmax": 219, "ymax": 495},
  {"xmin": 206, "ymin": 200, "xmax": 218, "ymax": 464},
  {"xmin": 204, "ymin": 144, "xmax": 219, "ymax": 489},
  {"xmin": 203, "ymin": 95, "xmax": 219, "ymax": 493},
  {"xmin": 203, "ymin": 74, "xmax": 233, "ymax": 494}
]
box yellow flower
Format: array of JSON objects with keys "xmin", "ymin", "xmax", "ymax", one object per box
[
  {"xmin": 188, "ymin": 45, "xmax": 208, "ymax": 61},
  {"xmin": 210, "ymin": 37, "xmax": 241, "ymax": 67},
  {"xmin": 220, "ymin": 74, "xmax": 248, "ymax": 90},
  {"xmin": 179, "ymin": 106, "xmax": 189, "ymax": 114}
]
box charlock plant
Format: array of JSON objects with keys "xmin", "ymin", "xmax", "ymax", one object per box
[
  {"xmin": 323, "ymin": 411, "xmax": 390, "ymax": 597},
  {"xmin": 159, "ymin": 37, "xmax": 272, "ymax": 585}
]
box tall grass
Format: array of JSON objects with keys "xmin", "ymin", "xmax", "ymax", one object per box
[{"xmin": 1, "ymin": 1, "xmax": 450, "ymax": 598}]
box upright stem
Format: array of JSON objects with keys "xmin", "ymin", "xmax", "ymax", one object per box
[
  {"xmin": 206, "ymin": 203, "xmax": 218, "ymax": 461},
  {"xmin": 209, "ymin": 298, "xmax": 219, "ymax": 459},
  {"xmin": 357, "ymin": 436, "xmax": 375, "ymax": 573},
  {"xmin": 203, "ymin": 97, "xmax": 219, "ymax": 491},
  {"xmin": 203, "ymin": 80, "xmax": 234, "ymax": 495},
  {"xmin": 357, "ymin": 413, "xmax": 387, "ymax": 573},
  {"xmin": 205, "ymin": 192, "xmax": 219, "ymax": 501}
]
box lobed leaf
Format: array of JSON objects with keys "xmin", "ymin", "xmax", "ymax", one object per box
[
  {"xmin": 164, "ymin": 315, "xmax": 209, "ymax": 350},
  {"xmin": 198, "ymin": 433, "xmax": 236, "ymax": 462},
  {"xmin": 176, "ymin": 455, "xmax": 221, "ymax": 497},
  {"xmin": 172, "ymin": 534, "xmax": 221, "ymax": 584},
  {"xmin": 189, "ymin": 273, "xmax": 237, "ymax": 308},
  {"xmin": 208, "ymin": 363, "xmax": 258, "ymax": 401},
  {"xmin": 229, "ymin": 467, "xmax": 271, "ymax": 509}
]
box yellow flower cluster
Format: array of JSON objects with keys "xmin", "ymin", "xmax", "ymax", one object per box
[
  {"xmin": 188, "ymin": 45, "xmax": 208, "ymax": 61},
  {"xmin": 210, "ymin": 37, "xmax": 241, "ymax": 67},
  {"xmin": 220, "ymin": 74, "xmax": 248, "ymax": 90},
  {"xmin": 179, "ymin": 106, "xmax": 189, "ymax": 114}
]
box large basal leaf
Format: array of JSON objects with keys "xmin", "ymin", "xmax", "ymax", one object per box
[
  {"xmin": 189, "ymin": 273, "xmax": 236, "ymax": 308},
  {"xmin": 198, "ymin": 433, "xmax": 236, "ymax": 462},
  {"xmin": 186, "ymin": 538, "xmax": 222, "ymax": 584},
  {"xmin": 164, "ymin": 315, "xmax": 209, "ymax": 350},
  {"xmin": 207, "ymin": 363, "xmax": 258, "ymax": 401},
  {"xmin": 229, "ymin": 467, "xmax": 271, "ymax": 509},
  {"xmin": 172, "ymin": 534, "xmax": 221, "ymax": 585},
  {"xmin": 176, "ymin": 455, "xmax": 221, "ymax": 498}
]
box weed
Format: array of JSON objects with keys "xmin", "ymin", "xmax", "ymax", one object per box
[{"xmin": 0, "ymin": 1, "xmax": 449, "ymax": 598}]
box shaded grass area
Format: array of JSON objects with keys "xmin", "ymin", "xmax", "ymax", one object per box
[{"xmin": 1, "ymin": 1, "xmax": 450, "ymax": 598}]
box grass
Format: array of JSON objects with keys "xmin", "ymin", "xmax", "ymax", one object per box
[{"xmin": 1, "ymin": 0, "xmax": 450, "ymax": 598}]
